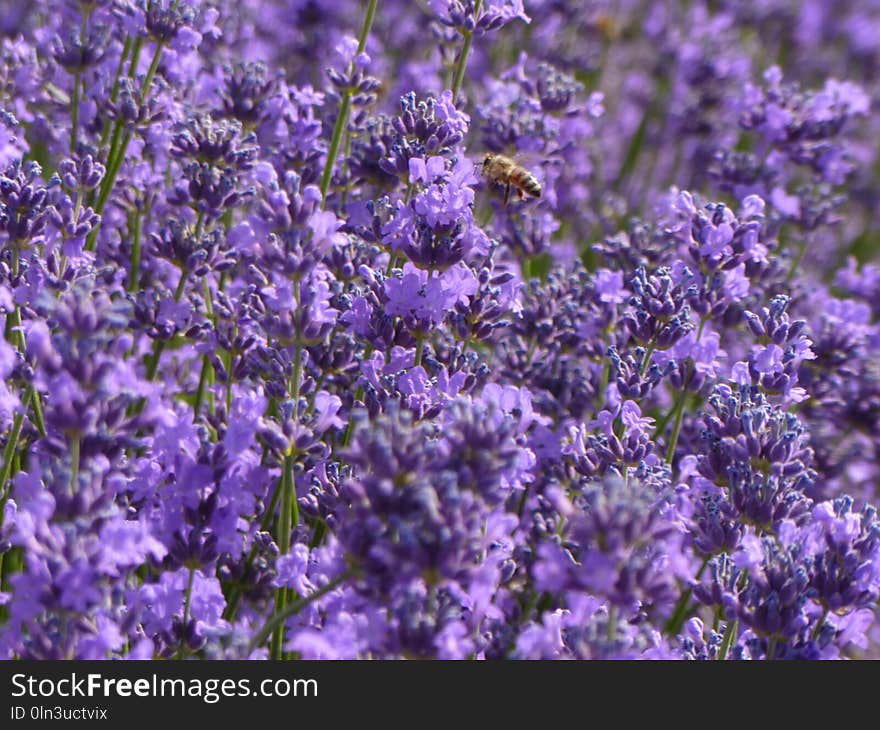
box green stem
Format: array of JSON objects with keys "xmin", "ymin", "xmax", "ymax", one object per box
[
  {"xmin": 319, "ymin": 0, "xmax": 379, "ymax": 206},
  {"xmin": 613, "ymin": 74, "xmax": 669, "ymax": 195},
  {"xmin": 662, "ymin": 318, "xmax": 706, "ymax": 464},
  {"xmin": 70, "ymin": 73, "xmax": 80, "ymax": 152},
  {"xmin": 319, "ymin": 94, "xmax": 352, "ymax": 204},
  {"xmin": 639, "ymin": 338, "xmax": 656, "ymax": 378},
  {"xmin": 174, "ymin": 566, "xmax": 196, "ymax": 659},
  {"xmin": 193, "ymin": 356, "xmax": 212, "ymax": 418},
  {"xmin": 718, "ymin": 619, "xmax": 739, "ymax": 660},
  {"xmin": 355, "ymin": 0, "xmax": 379, "ymax": 53},
  {"xmin": 145, "ymin": 270, "xmax": 187, "ymax": 381},
  {"xmin": 86, "ymin": 39, "xmax": 165, "ymax": 251},
  {"xmin": 95, "ymin": 120, "xmax": 124, "ymax": 205},
  {"xmin": 282, "ymin": 453, "xmax": 299, "ymax": 539},
  {"xmin": 607, "ymin": 606, "xmax": 618, "ymax": 642},
  {"xmin": 196, "ymin": 273, "xmax": 218, "ymax": 417},
  {"xmin": 260, "ymin": 472, "xmax": 284, "ymax": 533},
  {"xmin": 69, "ymin": 435, "xmax": 81, "ymax": 494},
  {"xmin": 269, "ymin": 273, "xmax": 304, "ymax": 658},
  {"xmin": 94, "ymin": 127, "xmax": 133, "ymax": 216},
  {"xmin": 270, "ymin": 453, "xmax": 296, "ymax": 660},
  {"xmin": 127, "ymin": 206, "xmax": 143, "ymax": 292},
  {"xmin": 665, "ymin": 556, "xmax": 709, "ymax": 635},
  {"xmin": 224, "ymin": 352, "xmax": 233, "ymax": 415},
  {"xmin": 68, "ymin": 10, "xmax": 89, "ymax": 152},
  {"xmin": 414, "ymin": 336, "xmax": 425, "ymax": 367},
  {"xmin": 285, "ymin": 278, "xmax": 304, "ymax": 411},
  {"xmin": 385, "ymin": 252, "xmax": 400, "ymax": 276},
  {"xmin": 182, "ymin": 567, "xmax": 195, "ymax": 626},
  {"xmin": 96, "ymin": 37, "xmax": 132, "ymax": 155},
  {"xmin": 7, "ymin": 305, "xmax": 47, "ymax": 438},
  {"xmin": 194, "ymin": 210, "xmax": 205, "ymax": 241},
  {"xmin": 252, "ymin": 570, "xmax": 353, "ymax": 655},
  {"xmin": 30, "ymin": 390, "xmax": 45, "ymax": 438},
  {"xmin": 0, "ymin": 409, "xmax": 25, "ymax": 504},
  {"xmin": 341, "ymin": 387, "xmax": 363, "ymax": 448},
  {"xmin": 309, "ymin": 519, "xmax": 327, "ymax": 549},
  {"xmin": 516, "ymin": 483, "xmax": 530, "ymax": 517},
  {"xmin": 202, "ymin": 276, "xmax": 213, "ymax": 318},
  {"xmin": 222, "ymin": 475, "xmax": 285, "ymax": 622},
  {"xmin": 7, "ymin": 250, "xmax": 46, "ymax": 438},
  {"xmin": 665, "ymin": 386, "xmax": 689, "ymax": 464},
  {"xmin": 127, "ymin": 36, "xmax": 144, "ymax": 79},
  {"xmin": 145, "ymin": 342, "xmax": 165, "ymax": 383},
  {"xmin": 812, "ymin": 607, "xmax": 829, "ymax": 642},
  {"xmin": 785, "ymin": 238, "xmax": 808, "ymax": 285},
  {"xmin": 450, "ymin": 0, "xmax": 483, "ymax": 101}
]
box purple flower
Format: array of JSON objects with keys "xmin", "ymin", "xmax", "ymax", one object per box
[
  {"xmin": 595, "ymin": 268, "xmax": 627, "ymax": 304},
  {"xmin": 385, "ymin": 262, "xmax": 477, "ymax": 323},
  {"xmin": 0, "ymin": 0, "xmax": 878, "ymax": 661}
]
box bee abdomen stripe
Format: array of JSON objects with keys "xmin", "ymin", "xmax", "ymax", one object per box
[{"xmin": 522, "ymin": 176, "xmax": 541, "ymax": 194}]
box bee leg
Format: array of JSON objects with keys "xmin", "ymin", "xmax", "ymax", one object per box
[
  {"xmin": 517, "ymin": 188, "xmax": 525, "ymax": 201},
  {"xmin": 504, "ymin": 182, "xmax": 511, "ymax": 205}
]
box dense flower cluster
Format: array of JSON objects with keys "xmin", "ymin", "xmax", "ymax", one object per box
[{"xmin": 0, "ymin": 0, "xmax": 877, "ymax": 660}]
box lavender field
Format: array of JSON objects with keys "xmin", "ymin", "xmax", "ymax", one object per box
[{"xmin": 0, "ymin": 0, "xmax": 878, "ymax": 660}]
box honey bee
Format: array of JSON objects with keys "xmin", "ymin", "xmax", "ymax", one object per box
[{"xmin": 480, "ymin": 153, "xmax": 542, "ymax": 204}]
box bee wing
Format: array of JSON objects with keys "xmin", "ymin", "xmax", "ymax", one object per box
[{"xmin": 511, "ymin": 151, "xmax": 542, "ymax": 178}]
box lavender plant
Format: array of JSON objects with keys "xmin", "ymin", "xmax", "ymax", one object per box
[{"xmin": 0, "ymin": 0, "xmax": 878, "ymax": 660}]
